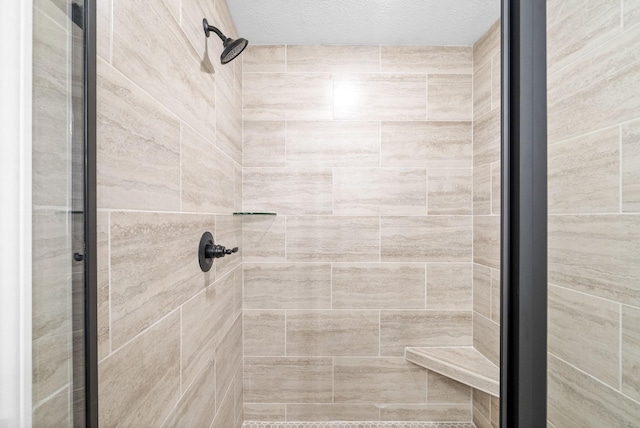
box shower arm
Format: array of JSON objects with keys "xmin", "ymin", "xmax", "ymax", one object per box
[{"xmin": 203, "ymin": 19, "xmax": 229, "ymax": 43}]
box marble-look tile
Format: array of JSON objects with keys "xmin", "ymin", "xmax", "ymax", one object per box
[
  {"xmin": 473, "ymin": 264, "xmax": 491, "ymax": 319},
  {"xmin": 97, "ymin": 211, "xmax": 110, "ymax": 360},
  {"xmin": 473, "ymin": 61, "xmax": 491, "ymax": 119},
  {"xmin": 287, "ymin": 45, "xmax": 380, "ymax": 72},
  {"xmin": 426, "ymin": 263, "xmax": 472, "ymax": 310},
  {"xmin": 380, "ymin": 404, "xmax": 471, "ymax": 422},
  {"xmin": 99, "ymin": 311, "xmax": 180, "ymax": 427},
  {"xmin": 97, "ymin": 0, "xmax": 111, "ymax": 61},
  {"xmin": 333, "ymin": 74, "xmax": 427, "ymax": 121},
  {"xmin": 243, "ymin": 73, "xmax": 333, "ymax": 120},
  {"xmin": 491, "ymin": 54, "xmax": 500, "ymax": 110},
  {"xmin": 473, "ymin": 216, "xmax": 500, "ymax": 269},
  {"xmin": 215, "ymin": 317, "xmax": 242, "ymax": 410},
  {"xmin": 623, "ymin": 119, "xmax": 640, "ymax": 212},
  {"xmin": 97, "ymin": 59, "xmax": 180, "ymax": 211},
  {"xmin": 286, "ymin": 310, "xmax": 379, "ymax": 356},
  {"xmin": 244, "ymin": 263, "xmax": 332, "ymax": 310},
  {"xmin": 33, "ymin": 386, "xmax": 69, "ymax": 428},
  {"xmin": 234, "ymin": 350, "xmax": 244, "ymax": 428},
  {"xmin": 109, "ymin": 212, "xmax": 214, "ymax": 348},
  {"xmin": 548, "ymin": 354, "xmax": 640, "ymax": 427},
  {"xmin": 243, "ymin": 168, "xmax": 333, "ymax": 215},
  {"xmin": 286, "ymin": 404, "xmax": 379, "ymax": 421},
  {"xmin": 181, "ymin": 273, "xmax": 235, "ymax": 389},
  {"xmin": 427, "ymin": 74, "xmax": 472, "ymax": 121},
  {"xmin": 33, "ymin": 332, "xmax": 70, "ymax": 403},
  {"xmin": 332, "ymin": 263, "xmax": 425, "ymax": 309},
  {"xmin": 490, "ymin": 395, "xmax": 499, "ymax": 428},
  {"xmin": 286, "ymin": 216, "xmax": 380, "ymax": 262},
  {"xmin": 334, "ymin": 168, "xmax": 427, "ymax": 215},
  {"xmin": 427, "ymin": 371, "xmax": 471, "ymax": 404},
  {"xmin": 235, "ymin": 162, "xmax": 243, "ymax": 213},
  {"xmin": 622, "ymin": 305, "xmax": 640, "ymax": 402},
  {"xmin": 428, "ymin": 169, "xmax": 472, "ymax": 215},
  {"xmin": 244, "ymin": 357, "xmax": 333, "ymax": 403},
  {"xmin": 473, "ymin": 164, "xmax": 491, "ymax": 215},
  {"xmin": 491, "ymin": 269, "xmax": 501, "ymax": 324},
  {"xmin": 626, "ymin": 0, "xmax": 640, "ymax": 28},
  {"xmin": 381, "ymin": 216, "xmax": 472, "ymax": 262},
  {"xmin": 242, "ymin": 45, "xmax": 286, "ymax": 72},
  {"xmin": 381, "ymin": 121, "xmax": 472, "ymax": 168},
  {"xmin": 473, "ymin": 20, "xmax": 500, "ymax": 69},
  {"xmin": 216, "ymin": 89, "xmax": 242, "ymax": 164},
  {"xmin": 380, "ymin": 311, "xmax": 472, "ymax": 356},
  {"xmin": 243, "ymin": 403, "xmax": 286, "ymax": 421},
  {"xmin": 180, "ymin": 0, "xmax": 216, "ymax": 59},
  {"xmin": 473, "ymin": 314, "xmax": 500, "ymax": 367},
  {"xmin": 491, "ymin": 162, "xmax": 500, "ymax": 215},
  {"xmin": 548, "ymin": 215, "xmax": 640, "ymax": 307},
  {"xmin": 334, "ymin": 357, "xmax": 426, "ymax": 403},
  {"xmin": 286, "ymin": 121, "xmax": 380, "ymax": 167},
  {"xmin": 213, "ymin": 215, "xmax": 242, "ymax": 279},
  {"xmin": 381, "ymin": 46, "xmax": 473, "ymax": 74},
  {"xmin": 162, "ymin": 359, "xmax": 216, "ymax": 428},
  {"xmin": 473, "ymin": 390, "xmax": 491, "ymax": 426},
  {"xmin": 548, "ymin": 127, "xmax": 620, "ymax": 214},
  {"xmin": 242, "ymin": 216, "xmax": 286, "ymax": 262},
  {"xmin": 211, "ymin": 377, "xmax": 235, "ymax": 428},
  {"xmin": 234, "ymin": 267, "xmax": 242, "ymax": 317},
  {"xmin": 548, "ymin": 285, "xmax": 620, "ymax": 388},
  {"xmin": 244, "ymin": 310, "xmax": 286, "ymax": 356},
  {"xmin": 473, "ymin": 108, "xmax": 500, "ymax": 167},
  {"xmin": 242, "ymin": 121, "xmax": 286, "ymax": 167},
  {"xmin": 181, "ymin": 124, "xmax": 235, "ymax": 213}
]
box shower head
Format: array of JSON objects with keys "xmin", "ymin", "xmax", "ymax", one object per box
[{"xmin": 203, "ymin": 18, "xmax": 249, "ymax": 64}]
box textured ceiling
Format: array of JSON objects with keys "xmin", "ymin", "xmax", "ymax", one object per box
[{"xmin": 226, "ymin": 0, "xmax": 500, "ymax": 46}]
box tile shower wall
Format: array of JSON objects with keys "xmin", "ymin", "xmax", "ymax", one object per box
[
  {"xmin": 546, "ymin": 0, "xmax": 640, "ymax": 425},
  {"xmin": 471, "ymin": 21, "xmax": 500, "ymax": 428},
  {"xmin": 241, "ymin": 45, "xmax": 475, "ymax": 423},
  {"xmin": 96, "ymin": 0, "xmax": 243, "ymax": 426}
]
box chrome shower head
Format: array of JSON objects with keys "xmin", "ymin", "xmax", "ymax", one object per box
[{"xmin": 203, "ymin": 18, "xmax": 249, "ymax": 64}]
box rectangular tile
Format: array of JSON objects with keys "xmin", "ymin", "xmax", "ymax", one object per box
[
  {"xmin": 473, "ymin": 216, "xmax": 500, "ymax": 269},
  {"xmin": 97, "ymin": 0, "xmax": 111, "ymax": 61},
  {"xmin": 33, "ymin": 386, "xmax": 69, "ymax": 428},
  {"xmin": 244, "ymin": 310, "xmax": 285, "ymax": 356},
  {"xmin": 286, "ymin": 310, "xmax": 379, "ymax": 356},
  {"xmin": 242, "ymin": 216, "xmax": 286, "ymax": 262},
  {"xmin": 285, "ymin": 404, "xmax": 379, "ymax": 421},
  {"xmin": 33, "ymin": 332, "xmax": 70, "ymax": 404},
  {"xmin": 211, "ymin": 376, "xmax": 235, "ymax": 428},
  {"xmin": 334, "ymin": 168, "xmax": 427, "ymax": 215},
  {"xmin": 623, "ymin": 119, "xmax": 640, "ymax": 212},
  {"xmin": 473, "ymin": 389, "xmax": 491, "ymax": 426},
  {"xmin": 287, "ymin": 45, "xmax": 380, "ymax": 72},
  {"xmin": 381, "ymin": 46, "xmax": 473, "ymax": 74},
  {"xmin": 286, "ymin": 216, "xmax": 380, "ymax": 262},
  {"xmin": 548, "ymin": 215, "xmax": 640, "ymax": 307},
  {"xmin": 381, "ymin": 216, "xmax": 472, "ymax": 262},
  {"xmin": 622, "ymin": 305, "xmax": 640, "ymax": 402},
  {"xmin": 333, "ymin": 74, "xmax": 427, "ymax": 120},
  {"xmin": 473, "ymin": 20, "xmax": 500, "ymax": 68},
  {"xmin": 491, "ymin": 54, "xmax": 500, "ymax": 110},
  {"xmin": 215, "ymin": 317, "xmax": 242, "ymax": 410},
  {"xmin": 426, "ymin": 263, "xmax": 472, "ymax": 310},
  {"xmin": 332, "ymin": 263, "xmax": 425, "ymax": 309},
  {"xmin": 473, "ymin": 108, "xmax": 500, "ymax": 167},
  {"xmin": 427, "ymin": 371, "xmax": 471, "ymax": 404},
  {"xmin": 242, "ymin": 45, "xmax": 286, "ymax": 72},
  {"xmin": 548, "ymin": 285, "xmax": 620, "ymax": 388},
  {"xmin": 473, "ymin": 61, "xmax": 491, "ymax": 119},
  {"xmin": 473, "ymin": 264, "xmax": 491, "ymax": 319},
  {"xmin": 491, "ymin": 269, "xmax": 501, "ymax": 324},
  {"xmin": 243, "ymin": 403, "xmax": 286, "ymax": 421},
  {"xmin": 242, "ymin": 121, "xmax": 286, "ymax": 167},
  {"xmin": 491, "ymin": 162, "xmax": 500, "ymax": 215},
  {"xmin": 473, "ymin": 314, "xmax": 499, "ymax": 367},
  {"xmin": 380, "ymin": 404, "xmax": 471, "ymax": 422},
  {"xmin": 162, "ymin": 359, "xmax": 216, "ymax": 428},
  {"xmin": 244, "ymin": 357, "xmax": 333, "ymax": 403},
  {"xmin": 213, "ymin": 215, "xmax": 242, "ymax": 279},
  {"xmin": 97, "ymin": 211, "xmax": 110, "ymax": 360},
  {"xmin": 243, "ymin": 73, "xmax": 333, "ymax": 120},
  {"xmin": 381, "ymin": 121, "xmax": 472, "ymax": 168},
  {"xmin": 626, "ymin": 0, "xmax": 640, "ymax": 28},
  {"xmin": 427, "ymin": 74, "xmax": 472, "ymax": 121},
  {"xmin": 428, "ymin": 168, "xmax": 472, "ymax": 215},
  {"xmin": 244, "ymin": 263, "xmax": 331, "ymax": 309},
  {"xmin": 334, "ymin": 357, "xmax": 426, "ymax": 403},
  {"xmin": 215, "ymin": 89, "xmax": 242, "ymax": 164},
  {"xmin": 286, "ymin": 121, "xmax": 380, "ymax": 167},
  {"xmin": 380, "ymin": 310, "xmax": 472, "ymax": 356},
  {"xmin": 99, "ymin": 311, "xmax": 180, "ymax": 427},
  {"xmin": 473, "ymin": 164, "xmax": 491, "ymax": 215}
]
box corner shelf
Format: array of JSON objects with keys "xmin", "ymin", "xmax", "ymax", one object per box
[
  {"xmin": 405, "ymin": 346, "xmax": 499, "ymax": 397},
  {"xmin": 233, "ymin": 212, "xmax": 277, "ymax": 216}
]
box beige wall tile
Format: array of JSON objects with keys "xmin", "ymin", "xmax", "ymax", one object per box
[
  {"xmin": 109, "ymin": 212, "xmax": 213, "ymax": 348},
  {"xmin": 181, "ymin": 124, "xmax": 236, "ymax": 213},
  {"xmin": 215, "ymin": 317, "xmax": 242, "ymax": 410},
  {"xmin": 235, "ymin": 162, "xmax": 243, "ymax": 213},
  {"xmin": 627, "ymin": 0, "xmax": 640, "ymax": 28},
  {"xmin": 286, "ymin": 216, "xmax": 380, "ymax": 262},
  {"xmin": 491, "ymin": 54, "xmax": 500, "ymax": 110},
  {"xmin": 213, "ymin": 215, "xmax": 242, "ymax": 278},
  {"xmin": 242, "ymin": 45, "xmax": 286, "ymax": 72},
  {"xmin": 334, "ymin": 168, "xmax": 427, "ymax": 215},
  {"xmin": 333, "ymin": 74, "xmax": 427, "ymax": 120},
  {"xmin": 491, "ymin": 269, "xmax": 501, "ymax": 324},
  {"xmin": 287, "ymin": 45, "xmax": 380, "ymax": 72},
  {"xmin": 428, "ymin": 74, "xmax": 472, "ymax": 121},
  {"xmin": 243, "ymin": 121, "xmax": 286, "ymax": 167},
  {"xmin": 286, "ymin": 310, "xmax": 379, "ymax": 356},
  {"xmin": 243, "ymin": 403, "xmax": 286, "ymax": 421},
  {"xmin": 334, "ymin": 357, "xmax": 426, "ymax": 403},
  {"xmin": 243, "ymin": 73, "xmax": 333, "ymax": 120},
  {"xmin": 473, "ymin": 61, "xmax": 491, "ymax": 119},
  {"xmin": 332, "ymin": 263, "xmax": 425, "ymax": 309},
  {"xmin": 473, "ymin": 20, "xmax": 500, "ymax": 69},
  {"xmin": 473, "ymin": 108, "xmax": 500, "ymax": 167},
  {"xmin": 179, "ymin": 0, "xmax": 216, "ymax": 61},
  {"xmin": 33, "ymin": 386, "xmax": 69, "ymax": 428},
  {"xmin": 548, "ymin": 285, "xmax": 620, "ymax": 388},
  {"xmin": 428, "ymin": 371, "xmax": 471, "ymax": 404},
  {"xmin": 549, "ymin": 127, "xmax": 620, "ymax": 214},
  {"xmin": 426, "ymin": 263, "xmax": 472, "ymax": 310},
  {"xmin": 286, "ymin": 403, "xmax": 379, "ymax": 421},
  {"xmin": 490, "ymin": 395, "xmax": 499, "ymax": 428},
  {"xmin": 473, "ymin": 314, "xmax": 499, "ymax": 366},
  {"xmin": 473, "ymin": 389, "xmax": 491, "ymax": 426},
  {"xmin": 244, "ymin": 263, "xmax": 331, "ymax": 309},
  {"xmin": 33, "ymin": 332, "xmax": 70, "ymax": 403},
  {"xmin": 548, "ymin": 354, "xmax": 640, "ymax": 427},
  {"xmin": 97, "ymin": 211, "xmax": 110, "ymax": 360},
  {"xmin": 99, "ymin": 311, "xmax": 180, "ymax": 427},
  {"xmin": 380, "ymin": 310, "xmax": 472, "ymax": 355},
  {"xmin": 244, "ymin": 310, "xmax": 286, "ymax": 356},
  {"xmin": 242, "ymin": 216, "xmax": 286, "ymax": 262},
  {"xmin": 211, "ymin": 377, "xmax": 235, "ymax": 428},
  {"xmin": 162, "ymin": 360, "xmax": 216, "ymax": 428},
  {"xmin": 491, "ymin": 162, "xmax": 500, "ymax": 215},
  {"xmin": 473, "ymin": 264, "xmax": 491, "ymax": 319},
  {"xmin": 381, "ymin": 46, "xmax": 473, "ymax": 74},
  {"xmin": 216, "ymin": 90, "xmax": 242, "ymax": 164},
  {"xmin": 244, "ymin": 357, "xmax": 333, "ymax": 403},
  {"xmin": 380, "ymin": 404, "xmax": 471, "ymax": 422},
  {"xmin": 473, "ymin": 216, "xmax": 500, "ymax": 269},
  {"xmin": 97, "ymin": 0, "xmax": 111, "ymax": 61},
  {"xmin": 548, "ymin": 215, "xmax": 640, "ymax": 307},
  {"xmin": 473, "ymin": 164, "xmax": 491, "ymax": 215},
  {"xmin": 243, "ymin": 168, "xmax": 333, "ymax": 215},
  {"xmin": 382, "ymin": 121, "xmax": 472, "ymax": 168},
  {"xmin": 428, "ymin": 168, "xmax": 473, "ymax": 215},
  {"xmin": 623, "ymin": 119, "xmax": 640, "ymax": 212},
  {"xmin": 286, "ymin": 121, "xmax": 380, "ymax": 167},
  {"xmin": 381, "ymin": 216, "xmax": 472, "ymax": 262},
  {"xmin": 622, "ymin": 304, "xmax": 640, "ymax": 402},
  {"xmin": 97, "ymin": 59, "xmax": 181, "ymax": 211}
]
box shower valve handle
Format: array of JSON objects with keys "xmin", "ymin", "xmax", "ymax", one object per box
[
  {"xmin": 198, "ymin": 231, "xmax": 238, "ymax": 272},
  {"xmin": 205, "ymin": 244, "xmax": 238, "ymax": 259}
]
